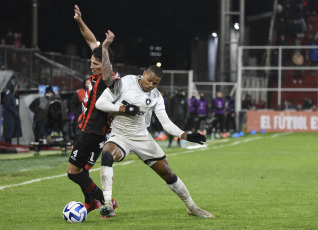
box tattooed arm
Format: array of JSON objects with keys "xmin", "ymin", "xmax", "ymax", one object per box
[{"xmin": 101, "ymin": 30, "xmax": 115, "ymax": 86}]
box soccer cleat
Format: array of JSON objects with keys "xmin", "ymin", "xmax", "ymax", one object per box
[
  {"xmin": 84, "ymin": 199, "xmax": 100, "ymax": 213},
  {"xmin": 187, "ymin": 206, "xmax": 215, "ymax": 218},
  {"xmin": 112, "ymin": 198, "xmax": 118, "ymax": 210},
  {"xmin": 100, "ymin": 200, "xmax": 116, "ymax": 218}
]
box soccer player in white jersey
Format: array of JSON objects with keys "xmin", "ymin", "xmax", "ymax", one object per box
[{"xmin": 96, "ymin": 37, "xmax": 215, "ymax": 219}]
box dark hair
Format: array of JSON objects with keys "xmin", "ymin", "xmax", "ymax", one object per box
[
  {"xmin": 92, "ymin": 46, "xmax": 115, "ymax": 63},
  {"xmin": 45, "ymin": 85, "xmax": 54, "ymax": 94},
  {"xmin": 147, "ymin": 65, "xmax": 163, "ymax": 78}
]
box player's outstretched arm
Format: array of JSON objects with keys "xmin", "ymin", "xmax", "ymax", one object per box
[
  {"xmin": 155, "ymin": 103, "xmax": 206, "ymax": 145},
  {"xmin": 102, "ymin": 30, "xmax": 115, "ymax": 87},
  {"xmin": 74, "ymin": 5, "xmax": 98, "ymax": 51}
]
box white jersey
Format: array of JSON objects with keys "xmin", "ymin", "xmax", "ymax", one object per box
[{"xmin": 96, "ymin": 75, "xmax": 184, "ymax": 140}]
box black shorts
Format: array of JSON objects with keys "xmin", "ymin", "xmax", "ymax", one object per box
[{"xmin": 69, "ymin": 131, "xmax": 105, "ymax": 170}]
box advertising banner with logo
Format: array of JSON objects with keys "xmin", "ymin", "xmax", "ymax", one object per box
[{"xmin": 247, "ymin": 111, "xmax": 318, "ymax": 132}]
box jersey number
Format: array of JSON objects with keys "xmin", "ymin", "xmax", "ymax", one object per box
[{"xmin": 89, "ymin": 152, "xmax": 95, "ymax": 162}]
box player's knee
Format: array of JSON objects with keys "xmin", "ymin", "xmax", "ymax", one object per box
[
  {"xmin": 165, "ymin": 174, "xmax": 178, "ymax": 184},
  {"xmin": 101, "ymin": 151, "xmax": 114, "ymax": 167},
  {"xmin": 67, "ymin": 172, "xmax": 78, "ymax": 182}
]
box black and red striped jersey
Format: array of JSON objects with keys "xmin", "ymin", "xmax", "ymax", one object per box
[{"xmin": 78, "ymin": 69, "xmax": 120, "ymax": 135}]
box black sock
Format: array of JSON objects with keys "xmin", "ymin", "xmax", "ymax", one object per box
[
  {"xmin": 90, "ymin": 186, "xmax": 105, "ymax": 205},
  {"xmin": 81, "ymin": 169, "xmax": 94, "ymax": 204},
  {"xmin": 68, "ymin": 171, "xmax": 104, "ymax": 204}
]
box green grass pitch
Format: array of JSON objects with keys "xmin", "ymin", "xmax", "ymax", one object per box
[{"xmin": 1, "ymin": 132, "xmax": 318, "ymax": 230}]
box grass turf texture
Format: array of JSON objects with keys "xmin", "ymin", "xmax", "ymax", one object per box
[{"xmin": 0, "ymin": 132, "xmax": 318, "ymax": 229}]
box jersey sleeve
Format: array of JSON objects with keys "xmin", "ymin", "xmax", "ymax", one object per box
[
  {"xmin": 154, "ymin": 96, "xmax": 184, "ymax": 138},
  {"xmin": 95, "ymin": 87, "xmax": 120, "ymax": 113}
]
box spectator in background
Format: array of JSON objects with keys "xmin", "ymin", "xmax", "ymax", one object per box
[
  {"xmin": 276, "ymin": 16, "xmax": 287, "ymax": 41},
  {"xmin": 303, "ymin": 98, "xmax": 310, "ymax": 109},
  {"xmin": 3, "ymin": 80, "xmax": 22, "ymax": 143},
  {"xmin": 70, "ymin": 77, "xmax": 90, "ymax": 142},
  {"xmin": 196, "ymin": 93, "xmax": 208, "ymax": 134},
  {"xmin": 13, "ymin": 32, "xmax": 22, "ymax": 48},
  {"xmin": 167, "ymin": 87, "xmax": 188, "ymax": 147},
  {"xmin": 242, "ymin": 94, "xmax": 253, "ymax": 110},
  {"xmin": 4, "ymin": 30, "xmax": 13, "ymax": 45},
  {"xmin": 296, "ymin": 104, "xmax": 303, "ymax": 111},
  {"xmin": 282, "ymin": 100, "xmax": 296, "ymax": 110},
  {"xmin": 254, "ymin": 97, "xmax": 267, "ymax": 109},
  {"xmin": 212, "ymin": 92, "xmax": 225, "ymax": 138},
  {"xmin": 303, "ymin": 98, "xmax": 314, "ymax": 110},
  {"xmin": 29, "ymin": 86, "xmax": 55, "ymax": 141},
  {"xmin": 187, "ymin": 94, "xmax": 197, "ymax": 133},
  {"xmin": 292, "ymin": 50, "xmax": 304, "ymax": 84},
  {"xmin": 309, "ymin": 42, "xmax": 318, "ymax": 75},
  {"xmin": 225, "ymin": 96, "xmax": 236, "ymax": 134}
]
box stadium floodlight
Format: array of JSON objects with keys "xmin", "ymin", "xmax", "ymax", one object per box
[
  {"xmin": 234, "ymin": 23, "xmax": 239, "ymax": 30},
  {"xmin": 97, "ymin": 41, "xmax": 101, "ymax": 46},
  {"xmin": 156, "ymin": 62, "xmax": 162, "ymax": 67},
  {"xmin": 212, "ymin": 32, "xmax": 217, "ymax": 38}
]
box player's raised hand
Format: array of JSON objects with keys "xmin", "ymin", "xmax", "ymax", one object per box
[
  {"xmin": 74, "ymin": 5, "xmax": 82, "ymax": 21},
  {"xmin": 187, "ymin": 133, "xmax": 206, "ymax": 145},
  {"xmin": 102, "ymin": 30, "xmax": 115, "ymax": 49}
]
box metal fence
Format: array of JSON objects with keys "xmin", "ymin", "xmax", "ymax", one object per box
[
  {"xmin": 0, "ymin": 45, "xmax": 90, "ymax": 92},
  {"xmin": 236, "ymin": 45, "xmax": 318, "ymax": 113}
]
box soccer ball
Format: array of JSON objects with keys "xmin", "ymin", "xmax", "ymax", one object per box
[{"xmin": 63, "ymin": 201, "xmax": 87, "ymax": 223}]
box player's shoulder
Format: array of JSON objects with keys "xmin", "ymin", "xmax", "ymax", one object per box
[
  {"xmin": 121, "ymin": 74, "xmax": 137, "ymax": 82},
  {"xmin": 114, "ymin": 74, "xmax": 136, "ymax": 87},
  {"xmin": 150, "ymin": 88, "xmax": 164, "ymax": 104},
  {"xmin": 151, "ymin": 88, "xmax": 161, "ymax": 98}
]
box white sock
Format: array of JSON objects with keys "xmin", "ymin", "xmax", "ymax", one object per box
[
  {"xmin": 168, "ymin": 178, "xmax": 196, "ymax": 209},
  {"xmin": 100, "ymin": 166, "xmax": 113, "ymax": 205}
]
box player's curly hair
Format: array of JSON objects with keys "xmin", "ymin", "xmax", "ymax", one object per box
[
  {"xmin": 147, "ymin": 65, "xmax": 163, "ymax": 78},
  {"xmin": 92, "ymin": 46, "xmax": 115, "ymax": 63}
]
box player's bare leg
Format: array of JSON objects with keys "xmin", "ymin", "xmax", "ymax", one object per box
[
  {"xmin": 100, "ymin": 142, "xmax": 123, "ymax": 218},
  {"xmin": 150, "ymin": 159, "xmax": 215, "ymax": 218}
]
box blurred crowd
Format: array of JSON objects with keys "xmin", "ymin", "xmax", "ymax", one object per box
[
  {"xmin": 274, "ymin": 0, "xmax": 318, "ymax": 83},
  {"xmin": 1, "ymin": 78, "xmax": 317, "ymax": 145}
]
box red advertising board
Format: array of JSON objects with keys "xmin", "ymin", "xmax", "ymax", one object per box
[{"xmin": 247, "ymin": 111, "xmax": 318, "ymax": 132}]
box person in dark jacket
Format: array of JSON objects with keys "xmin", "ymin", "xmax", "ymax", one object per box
[
  {"xmin": 167, "ymin": 87, "xmax": 188, "ymax": 147},
  {"xmin": 3, "ymin": 80, "xmax": 22, "ymax": 143},
  {"xmin": 29, "ymin": 86, "xmax": 55, "ymax": 141},
  {"xmin": 187, "ymin": 95, "xmax": 197, "ymax": 133},
  {"xmin": 225, "ymin": 96, "xmax": 236, "ymax": 133}
]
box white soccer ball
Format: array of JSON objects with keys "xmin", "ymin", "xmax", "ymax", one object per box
[{"xmin": 63, "ymin": 201, "xmax": 87, "ymax": 223}]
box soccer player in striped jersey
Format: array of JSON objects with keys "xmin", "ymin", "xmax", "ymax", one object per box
[
  {"xmin": 66, "ymin": 5, "xmax": 118, "ymax": 214},
  {"xmin": 96, "ymin": 41, "xmax": 215, "ymax": 218}
]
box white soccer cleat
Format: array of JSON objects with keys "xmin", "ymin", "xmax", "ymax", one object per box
[{"xmin": 187, "ymin": 206, "xmax": 215, "ymax": 218}]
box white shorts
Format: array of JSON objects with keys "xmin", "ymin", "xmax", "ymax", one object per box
[{"xmin": 106, "ymin": 132, "xmax": 166, "ymax": 166}]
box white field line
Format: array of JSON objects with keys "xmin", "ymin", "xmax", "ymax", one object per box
[
  {"xmin": 0, "ymin": 160, "xmax": 136, "ymax": 190},
  {"xmin": 0, "ymin": 132, "xmax": 290, "ymax": 190}
]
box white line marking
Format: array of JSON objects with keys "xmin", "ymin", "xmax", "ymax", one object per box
[
  {"xmin": 186, "ymin": 144, "xmax": 208, "ymax": 149},
  {"xmin": 0, "ymin": 160, "xmax": 136, "ymax": 190},
  {"xmin": 0, "ymin": 133, "xmax": 291, "ymax": 190}
]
